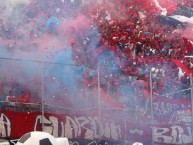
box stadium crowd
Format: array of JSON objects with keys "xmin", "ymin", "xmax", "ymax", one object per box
[
  {"xmin": 0, "ymin": 0, "xmax": 193, "ymax": 110},
  {"xmin": 71, "ymin": 0, "xmax": 193, "ymax": 100}
]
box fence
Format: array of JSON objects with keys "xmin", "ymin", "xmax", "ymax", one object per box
[{"xmin": 0, "ymin": 57, "xmax": 192, "ymax": 145}]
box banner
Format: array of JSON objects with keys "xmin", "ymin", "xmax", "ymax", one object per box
[{"xmin": 0, "ymin": 96, "xmax": 192, "ymax": 145}]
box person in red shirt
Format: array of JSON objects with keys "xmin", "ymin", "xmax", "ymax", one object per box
[
  {"xmin": 5, "ymin": 90, "xmax": 17, "ymax": 108},
  {"xmin": 17, "ymin": 91, "xmax": 32, "ymax": 108}
]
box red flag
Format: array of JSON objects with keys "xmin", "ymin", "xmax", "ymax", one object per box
[
  {"xmin": 99, "ymin": 88, "xmax": 123, "ymax": 109},
  {"xmin": 171, "ymin": 58, "xmax": 192, "ymax": 75}
]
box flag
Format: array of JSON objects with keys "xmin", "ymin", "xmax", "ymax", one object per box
[
  {"xmin": 135, "ymin": 0, "xmax": 177, "ymax": 15},
  {"xmin": 98, "ymin": 88, "xmax": 123, "ymax": 109},
  {"xmin": 158, "ymin": 4, "xmax": 193, "ymax": 26},
  {"xmin": 170, "ymin": 58, "xmax": 192, "ymax": 75},
  {"xmin": 172, "ymin": 4, "xmax": 193, "ymax": 18}
]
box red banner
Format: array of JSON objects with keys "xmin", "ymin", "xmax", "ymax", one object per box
[{"xmin": 0, "ymin": 96, "xmax": 192, "ymax": 145}]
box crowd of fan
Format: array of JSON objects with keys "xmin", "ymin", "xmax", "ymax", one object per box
[
  {"xmin": 0, "ymin": 82, "xmax": 38, "ymax": 111},
  {"xmin": 72, "ymin": 0, "xmax": 193, "ymax": 100},
  {"xmin": 0, "ymin": 0, "xmax": 193, "ymax": 110}
]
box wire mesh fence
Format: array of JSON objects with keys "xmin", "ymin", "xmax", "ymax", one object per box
[{"xmin": 0, "ymin": 57, "xmax": 193, "ymax": 144}]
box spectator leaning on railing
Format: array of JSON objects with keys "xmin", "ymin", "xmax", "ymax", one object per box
[{"xmin": 5, "ymin": 90, "xmax": 17, "ymax": 106}]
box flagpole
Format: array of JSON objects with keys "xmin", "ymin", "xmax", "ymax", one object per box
[
  {"xmin": 97, "ymin": 64, "xmax": 101, "ymax": 140},
  {"xmin": 190, "ymin": 74, "xmax": 193, "ymax": 143},
  {"xmin": 41, "ymin": 62, "xmax": 45, "ymax": 131},
  {"xmin": 150, "ymin": 70, "xmax": 154, "ymax": 145}
]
